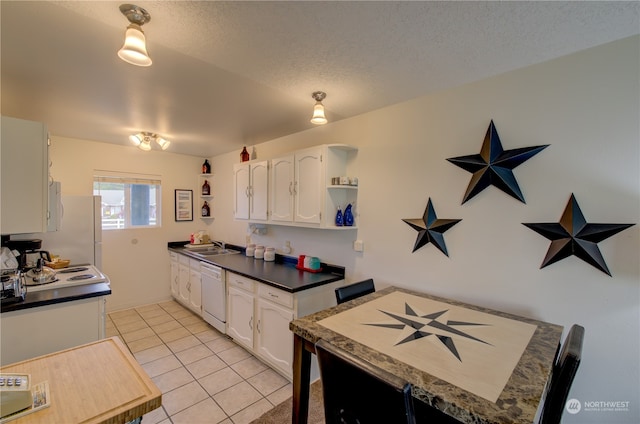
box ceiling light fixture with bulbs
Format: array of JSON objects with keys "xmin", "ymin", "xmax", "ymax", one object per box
[
  {"xmin": 129, "ymin": 132, "xmax": 171, "ymax": 151},
  {"xmin": 310, "ymin": 91, "xmax": 328, "ymax": 125},
  {"xmin": 117, "ymin": 4, "xmax": 152, "ymax": 67}
]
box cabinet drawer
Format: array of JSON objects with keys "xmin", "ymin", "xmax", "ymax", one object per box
[
  {"xmin": 189, "ymin": 259, "xmax": 201, "ymax": 271},
  {"xmin": 227, "ymin": 272, "xmax": 256, "ymax": 293},
  {"xmin": 169, "ymin": 251, "xmax": 178, "ymax": 261},
  {"xmin": 178, "ymin": 254, "xmax": 190, "ymax": 266},
  {"xmin": 259, "ymin": 284, "xmax": 293, "ymax": 309}
]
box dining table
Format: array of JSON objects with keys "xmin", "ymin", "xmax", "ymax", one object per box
[{"xmin": 289, "ymin": 286, "xmax": 564, "ymax": 424}]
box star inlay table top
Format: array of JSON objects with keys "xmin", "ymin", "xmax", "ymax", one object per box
[{"xmin": 290, "ymin": 286, "xmax": 563, "ymax": 424}]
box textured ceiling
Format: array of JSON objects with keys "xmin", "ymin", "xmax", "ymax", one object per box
[{"xmin": 1, "ymin": 1, "xmax": 638, "ymax": 157}]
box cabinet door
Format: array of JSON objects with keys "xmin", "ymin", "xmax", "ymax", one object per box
[
  {"xmin": 249, "ymin": 160, "xmax": 268, "ymax": 221},
  {"xmin": 189, "ymin": 270, "xmax": 202, "ymax": 314},
  {"xmin": 170, "ymin": 259, "xmax": 179, "ymax": 298},
  {"xmin": 256, "ymin": 298, "xmax": 295, "ymax": 378},
  {"xmin": 1, "ymin": 117, "xmax": 49, "ymax": 234},
  {"xmin": 294, "ymin": 147, "xmax": 323, "ymax": 224},
  {"xmin": 270, "ymin": 155, "xmax": 294, "ymax": 222},
  {"xmin": 178, "ymin": 264, "xmax": 190, "ymax": 305},
  {"xmin": 227, "ymin": 286, "xmax": 254, "ymax": 350},
  {"xmin": 233, "ymin": 163, "xmax": 250, "ymax": 219}
]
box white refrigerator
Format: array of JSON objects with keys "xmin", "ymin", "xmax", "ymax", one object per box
[{"xmin": 17, "ymin": 195, "xmax": 103, "ymax": 268}]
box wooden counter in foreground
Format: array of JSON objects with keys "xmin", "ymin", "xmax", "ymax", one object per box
[{"xmin": 1, "ymin": 337, "xmax": 161, "ymax": 424}]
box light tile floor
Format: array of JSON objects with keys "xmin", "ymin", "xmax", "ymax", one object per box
[{"xmin": 107, "ymin": 300, "xmax": 291, "ymax": 424}]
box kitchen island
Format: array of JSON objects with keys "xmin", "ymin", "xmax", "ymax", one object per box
[{"xmin": 0, "ymin": 336, "xmax": 161, "ymax": 424}]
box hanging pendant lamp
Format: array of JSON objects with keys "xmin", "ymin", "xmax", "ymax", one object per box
[
  {"xmin": 117, "ymin": 4, "xmax": 152, "ymax": 67},
  {"xmin": 310, "ymin": 91, "xmax": 328, "ymax": 125}
]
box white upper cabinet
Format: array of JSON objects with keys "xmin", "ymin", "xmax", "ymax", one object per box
[
  {"xmin": 270, "ymin": 147, "xmax": 323, "ymax": 225},
  {"xmin": 1, "ymin": 116, "xmax": 49, "ymax": 234},
  {"xmin": 293, "ymin": 147, "xmax": 323, "ymax": 224},
  {"xmin": 233, "ymin": 160, "xmax": 268, "ymax": 221},
  {"xmin": 269, "ymin": 155, "xmax": 295, "ymax": 222},
  {"xmin": 269, "ymin": 144, "xmax": 358, "ymax": 229}
]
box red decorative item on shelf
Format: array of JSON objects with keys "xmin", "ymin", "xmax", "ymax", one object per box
[{"xmin": 240, "ymin": 146, "xmax": 250, "ymax": 162}]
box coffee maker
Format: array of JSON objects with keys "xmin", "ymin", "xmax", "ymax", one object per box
[{"xmin": 3, "ymin": 239, "xmax": 51, "ymax": 270}]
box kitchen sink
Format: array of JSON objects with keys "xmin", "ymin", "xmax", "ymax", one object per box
[{"xmin": 192, "ymin": 248, "xmax": 240, "ymax": 257}]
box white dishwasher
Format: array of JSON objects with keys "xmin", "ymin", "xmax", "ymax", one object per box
[{"xmin": 200, "ymin": 262, "xmax": 226, "ymax": 334}]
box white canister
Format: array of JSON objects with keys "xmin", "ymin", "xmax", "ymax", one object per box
[
  {"xmin": 254, "ymin": 245, "xmax": 265, "ymax": 259},
  {"xmin": 245, "ymin": 244, "xmax": 256, "ymax": 257},
  {"xmin": 264, "ymin": 247, "xmax": 275, "ymax": 262}
]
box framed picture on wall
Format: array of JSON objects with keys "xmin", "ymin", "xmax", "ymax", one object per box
[{"xmin": 175, "ymin": 189, "xmax": 193, "ymax": 221}]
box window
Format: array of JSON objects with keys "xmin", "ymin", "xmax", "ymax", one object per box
[{"xmin": 93, "ymin": 171, "xmax": 161, "ymax": 230}]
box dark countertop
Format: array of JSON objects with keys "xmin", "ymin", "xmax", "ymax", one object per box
[
  {"xmin": 168, "ymin": 242, "xmax": 345, "ymax": 293},
  {"xmin": 1, "ymin": 282, "xmax": 111, "ymax": 313}
]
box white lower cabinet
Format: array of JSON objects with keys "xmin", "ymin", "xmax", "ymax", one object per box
[
  {"xmin": 1, "ymin": 297, "xmax": 106, "ymax": 366},
  {"xmin": 169, "ymin": 252, "xmax": 180, "ymax": 299},
  {"xmin": 226, "ymin": 271, "xmax": 342, "ymax": 380},
  {"xmin": 256, "ymin": 297, "xmax": 295, "ymax": 375},
  {"xmin": 173, "ymin": 253, "xmax": 202, "ymax": 315},
  {"xmin": 227, "ymin": 283, "xmax": 255, "ymax": 350}
]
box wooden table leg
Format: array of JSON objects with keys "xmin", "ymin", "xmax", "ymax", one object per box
[{"xmin": 292, "ymin": 333, "xmax": 311, "ymax": 424}]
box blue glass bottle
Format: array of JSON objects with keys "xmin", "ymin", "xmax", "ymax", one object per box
[{"xmin": 335, "ymin": 206, "xmax": 343, "ymax": 226}]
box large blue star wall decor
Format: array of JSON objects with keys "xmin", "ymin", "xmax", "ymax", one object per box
[
  {"xmin": 402, "ymin": 198, "xmax": 461, "ymax": 256},
  {"xmin": 523, "ymin": 194, "xmax": 635, "ymax": 276},
  {"xmin": 447, "ymin": 120, "xmax": 549, "ymax": 204}
]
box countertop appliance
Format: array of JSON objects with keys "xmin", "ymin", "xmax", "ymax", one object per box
[
  {"xmin": 201, "ymin": 262, "xmax": 226, "ymax": 334},
  {"xmin": 24, "ymin": 264, "xmax": 109, "ymax": 292},
  {"xmin": 1, "ymin": 272, "xmax": 26, "ymax": 305},
  {"xmin": 11, "ymin": 196, "xmax": 102, "ymax": 269}
]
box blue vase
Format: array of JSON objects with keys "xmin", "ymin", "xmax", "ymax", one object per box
[
  {"xmin": 335, "ymin": 206, "xmax": 343, "ymax": 226},
  {"xmin": 344, "ymin": 204, "xmax": 354, "ymax": 226}
]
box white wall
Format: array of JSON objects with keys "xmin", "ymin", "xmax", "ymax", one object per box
[
  {"xmin": 48, "ymin": 136, "xmax": 211, "ymax": 311},
  {"xmin": 212, "ymin": 36, "xmax": 639, "ymax": 423}
]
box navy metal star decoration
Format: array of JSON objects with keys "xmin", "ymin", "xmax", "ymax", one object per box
[
  {"xmin": 523, "ymin": 194, "xmax": 635, "ymax": 276},
  {"xmin": 402, "ymin": 198, "xmax": 461, "ymax": 256},
  {"xmin": 447, "ymin": 120, "xmax": 549, "ymax": 204},
  {"xmin": 364, "ymin": 303, "xmax": 490, "ymax": 362}
]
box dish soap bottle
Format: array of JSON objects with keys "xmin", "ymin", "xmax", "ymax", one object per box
[
  {"xmin": 202, "ymin": 201, "xmax": 210, "ymax": 217},
  {"xmin": 335, "ymin": 205, "xmax": 343, "ymax": 227},
  {"xmin": 202, "ymin": 159, "xmax": 211, "ymax": 174},
  {"xmin": 344, "ymin": 204, "xmax": 354, "ymax": 226}
]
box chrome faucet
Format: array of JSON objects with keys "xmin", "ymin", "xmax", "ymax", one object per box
[{"xmin": 211, "ymin": 240, "xmax": 226, "ymax": 251}]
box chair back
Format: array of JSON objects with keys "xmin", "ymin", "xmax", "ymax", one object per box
[
  {"xmin": 539, "ymin": 324, "xmax": 585, "ymax": 424},
  {"xmin": 316, "ymin": 339, "xmax": 416, "ymax": 424},
  {"xmin": 335, "ymin": 278, "xmax": 375, "ymax": 304}
]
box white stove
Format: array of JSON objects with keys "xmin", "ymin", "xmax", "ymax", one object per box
[{"xmin": 24, "ymin": 265, "xmax": 110, "ymax": 292}]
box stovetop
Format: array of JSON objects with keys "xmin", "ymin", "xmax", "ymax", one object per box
[{"xmin": 25, "ymin": 265, "xmax": 110, "ymax": 292}]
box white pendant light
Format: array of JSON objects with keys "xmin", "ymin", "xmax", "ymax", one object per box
[
  {"xmin": 310, "ymin": 91, "xmax": 328, "ymax": 125},
  {"xmin": 117, "ymin": 4, "xmax": 152, "ymax": 67}
]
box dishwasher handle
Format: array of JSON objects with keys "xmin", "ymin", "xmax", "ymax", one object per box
[{"xmin": 200, "ymin": 262, "xmax": 223, "ymax": 280}]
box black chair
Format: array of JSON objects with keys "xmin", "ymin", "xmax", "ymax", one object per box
[
  {"xmin": 315, "ymin": 339, "xmax": 416, "ymax": 424},
  {"xmin": 335, "ymin": 278, "xmax": 375, "ymax": 304},
  {"xmin": 539, "ymin": 324, "xmax": 585, "ymax": 424}
]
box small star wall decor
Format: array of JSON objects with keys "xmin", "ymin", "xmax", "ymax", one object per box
[
  {"xmin": 447, "ymin": 120, "xmax": 549, "ymax": 204},
  {"xmin": 402, "ymin": 198, "xmax": 461, "ymax": 256},
  {"xmin": 523, "ymin": 194, "xmax": 635, "ymax": 276}
]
